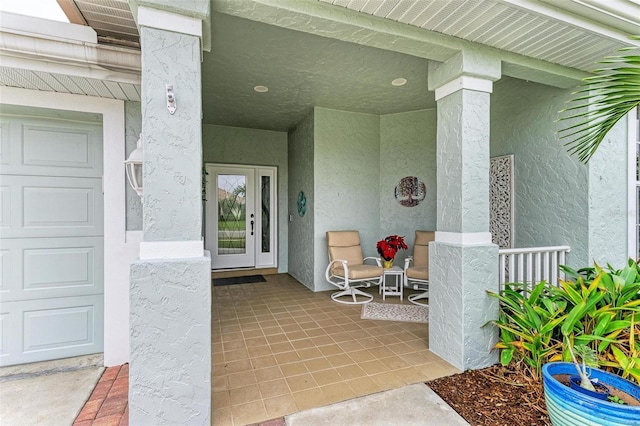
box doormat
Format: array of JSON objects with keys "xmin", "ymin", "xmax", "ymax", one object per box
[
  {"xmin": 361, "ymin": 302, "xmax": 428, "ymax": 323},
  {"xmin": 212, "ymin": 275, "xmax": 266, "ymax": 286}
]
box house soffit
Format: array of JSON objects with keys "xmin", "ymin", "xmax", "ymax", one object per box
[
  {"xmin": 318, "ymin": 0, "xmax": 639, "ymax": 72},
  {"xmin": 0, "ymin": 11, "xmax": 141, "ymax": 102}
]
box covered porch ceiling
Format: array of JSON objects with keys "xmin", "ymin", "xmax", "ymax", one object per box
[{"xmin": 1, "ymin": 0, "xmax": 639, "ymax": 132}]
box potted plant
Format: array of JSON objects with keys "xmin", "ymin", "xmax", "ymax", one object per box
[
  {"xmin": 566, "ymin": 343, "xmax": 611, "ymax": 399},
  {"xmin": 488, "ymin": 259, "xmax": 640, "ymax": 424},
  {"xmin": 376, "ymin": 235, "xmax": 407, "ymax": 268},
  {"xmin": 542, "ymin": 361, "xmax": 640, "ymax": 425},
  {"xmin": 543, "ymin": 311, "xmax": 640, "ymax": 424}
]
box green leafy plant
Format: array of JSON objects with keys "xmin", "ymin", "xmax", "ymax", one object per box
[
  {"xmin": 558, "ymin": 36, "xmax": 640, "ymax": 163},
  {"xmin": 487, "ymin": 281, "xmax": 566, "ymax": 378},
  {"xmin": 488, "ymin": 259, "xmax": 640, "ymax": 383},
  {"xmin": 608, "ymin": 395, "xmax": 626, "ymax": 405}
]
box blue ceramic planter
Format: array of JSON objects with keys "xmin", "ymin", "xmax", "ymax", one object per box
[{"xmin": 542, "ymin": 362, "xmax": 640, "ymax": 425}]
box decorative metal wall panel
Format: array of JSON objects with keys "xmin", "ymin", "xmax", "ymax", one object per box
[{"xmin": 490, "ymin": 155, "xmax": 514, "ymax": 249}]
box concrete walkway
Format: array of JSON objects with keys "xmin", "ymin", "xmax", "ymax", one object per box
[
  {"xmin": 0, "ymin": 355, "xmax": 103, "ymax": 426},
  {"xmin": 1, "ymin": 358, "xmax": 469, "ymax": 426},
  {"xmin": 285, "ymin": 383, "xmax": 470, "ymax": 426}
]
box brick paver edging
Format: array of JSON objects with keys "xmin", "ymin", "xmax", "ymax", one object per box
[{"xmin": 74, "ymin": 364, "xmax": 129, "ymax": 426}]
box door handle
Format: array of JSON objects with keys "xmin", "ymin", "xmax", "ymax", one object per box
[{"xmin": 250, "ymin": 220, "xmax": 254, "ymax": 236}]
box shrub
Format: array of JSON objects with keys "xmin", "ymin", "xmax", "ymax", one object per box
[{"xmin": 487, "ymin": 259, "xmax": 640, "ymax": 383}]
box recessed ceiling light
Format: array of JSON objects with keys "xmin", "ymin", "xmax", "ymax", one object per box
[
  {"xmin": 254, "ymin": 85, "xmax": 269, "ymax": 93},
  {"xmin": 391, "ymin": 78, "xmax": 407, "ymax": 86}
]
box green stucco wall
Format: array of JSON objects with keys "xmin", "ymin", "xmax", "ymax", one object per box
[
  {"xmin": 141, "ymin": 27, "xmax": 203, "ymax": 242},
  {"xmin": 288, "ymin": 111, "xmax": 315, "ymax": 289},
  {"xmin": 313, "ymin": 107, "xmax": 381, "ymax": 291},
  {"xmin": 132, "ymin": 24, "xmax": 210, "ymax": 424},
  {"xmin": 202, "ymin": 124, "xmax": 289, "ymax": 272},
  {"xmin": 379, "ymin": 109, "xmax": 437, "ymax": 264},
  {"xmin": 490, "ymin": 76, "xmax": 629, "ymax": 268},
  {"xmin": 287, "ymin": 107, "xmax": 439, "ymax": 291},
  {"xmin": 491, "ymin": 77, "xmax": 589, "ymax": 267},
  {"xmin": 587, "ymin": 115, "xmax": 629, "ymax": 265}
]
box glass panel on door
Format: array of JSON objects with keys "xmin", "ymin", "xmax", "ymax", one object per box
[
  {"xmin": 217, "ymin": 174, "xmax": 247, "ymax": 255},
  {"xmin": 206, "ymin": 165, "xmax": 255, "ymax": 269},
  {"xmin": 261, "ymin": 176, "xmax": 270, "ymax": 253}
]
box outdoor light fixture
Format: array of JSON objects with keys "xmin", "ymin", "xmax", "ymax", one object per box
[{"xmin": 125, "ymin": 133, "xmax": 143, "ymax": 198}]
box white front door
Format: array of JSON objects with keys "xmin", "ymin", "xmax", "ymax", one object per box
[
  {"xmin": 0, "ymin": 112, "xmax": 104, "ymax": 366},
  {"xmin": 205, "ymin": 164, "xmax": 277, "ymax": 269}
]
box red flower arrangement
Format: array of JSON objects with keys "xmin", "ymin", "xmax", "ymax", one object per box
[{"xmin": 376, "ymin": 235, "xmax": 408, "ymax": 261}]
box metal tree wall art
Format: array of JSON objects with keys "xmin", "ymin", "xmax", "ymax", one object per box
[{"xmin": 394, "ymin": 176, "xmax": 426, "ymax": 207}]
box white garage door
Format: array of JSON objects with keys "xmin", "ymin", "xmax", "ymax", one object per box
[{"xmin": 0, "ymin": 110, "xmax": 104, "ymax": 366}]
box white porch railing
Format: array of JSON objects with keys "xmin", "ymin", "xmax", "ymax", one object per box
[{"xmin": 498, "ymin": 245, "xmax": 571, "ymax": 290}]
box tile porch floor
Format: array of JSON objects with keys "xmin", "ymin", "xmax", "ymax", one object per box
[{"xmin": 76, "ymin": 273, "xmax": 459, "ymax": 425}]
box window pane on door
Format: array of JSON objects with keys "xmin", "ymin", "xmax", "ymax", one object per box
[
  {"xmin": 261, "ymin": 176, "xmax": 270, "ymax": 253},
  {"xmin": 218, "ymin": 174, "xmax": 246, "ymax": 255}
]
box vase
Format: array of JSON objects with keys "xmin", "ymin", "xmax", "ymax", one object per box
[
  {"xmin": 542, "ymin": 362, "xmax": 640, "ymax": 425},
  {"xmin": 382, "ymin": 259, "xmax": 394, "ymax": 269}
]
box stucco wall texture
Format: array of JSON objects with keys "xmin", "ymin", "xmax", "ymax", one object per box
[
  {"xmin": 491, "ymin": 77, "xmax": 628, "ymax": 268},
  {"xmin": 429, "ymin": 84, "xmax": 498, "ymax": 371},
  {"xmin": 438, "ymin": 89, "xmax": 491, "ymax": 234},
  {"xmin": 129, "ymin": 256, "xmax": 211, "ymax": 425},
  {"xmin": 313, "ymin": 107, "xmax": 381, "ymax": 291},
  {"xmin": 127, "ymin": 76, "xmax": 629, "ymax": 274},
  {"xmin": 132, "ymin": 24, "xmax": 211, "ymax": 425},
  {"xmin": 141, "ymin": 27, "xmax": 203, "ymax": 242},
  {"xmin": 288, "ymin": 111, "xmax": 315, "ymax": 289},
  {"xmin": 380, "ymin": 109, "xmax": 437, "ymax": 265},
  {"xmin": 429, "ymin": 243, "xmax": 499, "ymax": 370},
  {"xmin": 125, "ymin": 77, "xmax": 628, "ymax": 276},
  {"xmin": 587, "ymin": 116, "xmax": 629, "ymax": 266},
  {"xmin": 202, "ymin": 124, "xmax": 289, "ymax": 272},
  {"xmin": 286, "ymin": 107, "xmax": 438, "ymax": 291}
]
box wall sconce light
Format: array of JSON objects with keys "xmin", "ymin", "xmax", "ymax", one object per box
[{"xmin": 125, "ymin": 133, "xmax": 143, "ymax": 198}]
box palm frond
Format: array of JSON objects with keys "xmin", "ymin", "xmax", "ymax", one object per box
[{"xmin": 558, "ymin": 38, "xmax": 640, "ymax": 163}]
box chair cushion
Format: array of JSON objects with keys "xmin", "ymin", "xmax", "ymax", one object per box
[
  {"xmin": 333, "ymin": 264, "xmax": 383, "ymax": 280},
  {"xmin": 327, "ymin": 231, "xmax": 364, "ymax": 267},
  {"xmin": 326, "ymin": 231, "xmax": 360, "ymax": 247},
  {"xmin": 412, "ymin": 231, "xmax": 435, "ymax": 268},
  {"xmin": 415, "ymin": 231, "xmax": 435, "ymax": 245},
  {"xmin": 329, "ymin": 246, "xmax": 364, "ymax": 267},
  {"xmin": 413, "ymin": 245, "xmax": 428, "ymax": 268},
  {"xmin": 406, "ymin": 266, "xmax": 428, "ymax": 280}
]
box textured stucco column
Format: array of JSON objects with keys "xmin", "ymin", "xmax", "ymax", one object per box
[
  {"xmin": 427, "ymin": 52, "xmax": 500, "ymax": 370},
  {"xmin": 129, "ymin": 5, "xmax": 211, "ymax": 425},
  {"xmin": 587, "ymin": 115, "xmax": 629, "ymax": 266}
]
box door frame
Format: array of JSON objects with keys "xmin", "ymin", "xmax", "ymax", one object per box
[{"xmin": 205, "ymin": 163, "xmax": 278, "ymax": 270}]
